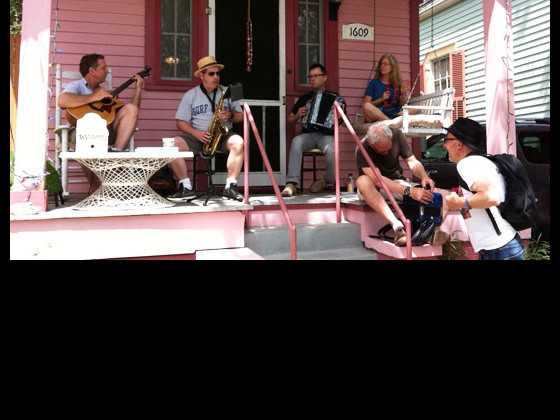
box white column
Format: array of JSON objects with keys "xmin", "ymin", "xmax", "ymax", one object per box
[
  {"xmin": 483, "ymin": 0, "xmax": 516, "ymax": 155},
  {"xmin": 12, "ymin": 0, "xmax": 52, "ymax": 194}
]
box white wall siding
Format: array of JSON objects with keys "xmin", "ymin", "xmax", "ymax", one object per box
[
  {"xmin": 419, "ymin": 0, "xmax": 550, "ymax": 121},
  {"xmin": 512, "ymin": 0, "xmax": 550, "ymax": 118}
]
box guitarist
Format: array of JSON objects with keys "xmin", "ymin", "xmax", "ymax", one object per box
[{"xmin": 58, "ymin": 53, "xmax": 144, "ymax": 152}]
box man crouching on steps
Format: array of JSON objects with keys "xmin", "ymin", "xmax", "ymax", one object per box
[{"xmin": 355, "ymin": 119, "xmax": 450, "ymax": 247}]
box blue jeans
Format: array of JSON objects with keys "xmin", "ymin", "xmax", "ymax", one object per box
[{"xmin": 478, "ymin": 234, "xmax": 525, "ymax": 260}]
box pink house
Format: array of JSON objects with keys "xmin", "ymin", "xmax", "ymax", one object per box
[{"xmin": 11, "ymin": 0, "xmax": 515, "ymax": 260}]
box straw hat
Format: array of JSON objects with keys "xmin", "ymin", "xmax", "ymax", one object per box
[{"xmin": 194, "ymin": 56, "xmax": 225, "ymax": 77}]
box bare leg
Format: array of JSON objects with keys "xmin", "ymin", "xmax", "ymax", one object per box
[
  {"xmin": 363, "ymin": 102, "xmax": 390, "ymax": 123},
  {"xmin": 168, "ymin": 136, "xmax": 191, "ymax": 182},
  {"xmin": 356, "ymin": 175, "xmax": 401, "ymax": 227},
  {"xmin": 112, "ymin": 103, "xmax": 139, "ymax": 150},
  {"xmin": 226, "ymin": 134, "xmax": 244, "ymax": 179}
]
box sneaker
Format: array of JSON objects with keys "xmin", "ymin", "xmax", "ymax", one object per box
[
  {"xmin": 394, "ymin": 227, "xmax": 407, "ymax": 247},
  {"xmin": 309, "ymin": 178, "xmax": 328, "ymax": 193},
  {"xmin": 223, "ymin": 183, "xmax": 244, "ymax": 202},
  {"xmin": 282, "ymin": 183, "xmax": 297, "ymax": 197},
  {"xmin": 167, "ymin": 186, "xmax": 196, "ymax": 202}
]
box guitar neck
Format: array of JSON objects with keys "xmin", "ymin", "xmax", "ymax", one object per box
[{"xmin": 111, "ymin": 78, "xmax": 135, "ymax": 98}]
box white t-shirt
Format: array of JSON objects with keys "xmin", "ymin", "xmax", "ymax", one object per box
[
  {"xmin": 175, "ymin": 84, "xmax": 242, "ymax": 132},
  {"xmin": 458, "ymin": 155, "xmax": 518, "ymax": 252}
]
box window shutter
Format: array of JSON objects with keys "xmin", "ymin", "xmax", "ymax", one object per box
[{"xmin": 450, "ymin": 50, "xmax": 466, "ymax": 118}]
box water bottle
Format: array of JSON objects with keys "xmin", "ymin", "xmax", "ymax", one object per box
[{"xmin": 346, "ymin": 173, "xmax": 354, "ymax": 193}]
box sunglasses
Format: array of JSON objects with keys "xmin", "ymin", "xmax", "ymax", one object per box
[{"xmin": 205, "ymin": 71, "xmax": 220, "ymax": 76}]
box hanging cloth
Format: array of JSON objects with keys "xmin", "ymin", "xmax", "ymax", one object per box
[{"xmin": 246, "ymin": 0, "xmax": 253, "ymax": 73}]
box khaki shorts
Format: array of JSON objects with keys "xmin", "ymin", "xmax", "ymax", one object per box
[{"xmin": 357, "ymin": 178, "xmax": 418, "ymax": 204}]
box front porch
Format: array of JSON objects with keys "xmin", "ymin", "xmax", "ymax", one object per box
[{"xmin": 10, "ymin": 189, "xmax": 477, "ymax": 260}]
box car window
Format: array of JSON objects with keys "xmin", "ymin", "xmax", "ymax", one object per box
[
  {"xmin": 520, "ymin": 133, "xmax": 550, "ymax": 165},
  {"xmin": 422, "ymin": 135, "xmax": 448, "ymax": 162}
]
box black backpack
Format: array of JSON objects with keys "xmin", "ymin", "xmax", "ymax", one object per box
[{"xmin": 458, "ymin": 153, "xmax": 540, "ymax": 235}]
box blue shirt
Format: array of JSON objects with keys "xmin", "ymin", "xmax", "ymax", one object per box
[{"xmin": 364, "ymin": 78, "xmax": 401, "ymax": 118}]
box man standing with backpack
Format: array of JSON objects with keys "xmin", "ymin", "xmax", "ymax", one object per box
[{"xmin": 443, "ymin": 118, "xmax": 525, "ymax": 260}]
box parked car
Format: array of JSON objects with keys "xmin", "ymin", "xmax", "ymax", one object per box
[{"xmin": 420, "ymin": 118, "xmax": 550, "ymax": 242}]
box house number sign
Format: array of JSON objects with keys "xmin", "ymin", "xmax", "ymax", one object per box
[{"xmin": 342, "ymin": 23, "xmax": 374, "ymax": 41}]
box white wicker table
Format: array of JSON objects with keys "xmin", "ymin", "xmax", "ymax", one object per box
[{"xmin": 59, "ymin": 150, "xmax": 193, "ymax": 210}]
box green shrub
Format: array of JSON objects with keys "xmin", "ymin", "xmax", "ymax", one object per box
[{"xmin": 525, "ymin": 234, "xmax": 550, "ymax": 260}]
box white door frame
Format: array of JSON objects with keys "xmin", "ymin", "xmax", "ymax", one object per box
[{"xmin": 208, "ymin": 0, "xmax": 286, "ymax": 186}]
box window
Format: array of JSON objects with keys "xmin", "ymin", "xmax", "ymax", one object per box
[
  {"xmin": 432, "ymin": 56, "xmax": 450, "ymax": 91},
  {"xmin": 145, "ymin": 0, "xmax": 207, "ymax": 91},
  {"xmin": 298, "ymin": 0, "xmax": 324, "ymax": 85},
  {"xmin": 160, "ymin": 0, "xmax": 192, "ymax": 80}
]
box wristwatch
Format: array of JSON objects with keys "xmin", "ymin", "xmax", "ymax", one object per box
[{"xmin": 403, "ymin": 186, "xmax": 411, "ymax": 197}]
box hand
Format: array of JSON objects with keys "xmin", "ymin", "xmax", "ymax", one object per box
[
  {"xmin": 445, "ymin": 191, "xmax": 463, "ymax": 210},
  {"xmin": 297, "ymin": 106, "xmax": 307, "ymax": 118},
  {"xmin": 92, "ymin": 88, "xmax": 113, "ymax": 102},
  {"xmin": 401, "ymin": 80, "xmax": 411, "ymax": 94},
  {"xmin": 421, "ymin": 177, "xmax": 435, "ymax": 191},
  {"xmin": 197, "ymin": 130, "xmax": 210, "ymax": 144},
  {"xmin": 218, "ymin": 109, "xmax": 231, "ymax": 121},
  {"xmin": 410, "ymin": 186, "xmax": 433, "ymax": 204},
  {"xmin": 132, "ymin": 74, "xmax": 145, "ymax": 89}
]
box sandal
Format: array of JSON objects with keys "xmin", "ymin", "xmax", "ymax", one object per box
[{"xmin": 369, "ymin": 223, "xmax": 394, "ymax": 242}]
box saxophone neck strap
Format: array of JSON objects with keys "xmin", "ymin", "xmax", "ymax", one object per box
[{"xmin": 199, "ymin": 84, "xmax": 219, "ymax": 113}]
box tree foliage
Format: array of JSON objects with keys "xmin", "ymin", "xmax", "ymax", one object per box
[{"xmin": 10, "ymin": 0, "xmax": 23, "ymax": 36}]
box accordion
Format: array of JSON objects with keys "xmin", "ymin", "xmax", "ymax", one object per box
[{"xmin": 301, "ymin": 91, "xmax": 340, "ymax": 134}]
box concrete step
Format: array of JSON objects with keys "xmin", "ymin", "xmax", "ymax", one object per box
[
  {"xmin": 263, "ymin": 246, "xmax": 378, "ymax": 260},
  {"xmin": 244, "ymin": 221, "xmax": 378, "ymax": 260}
]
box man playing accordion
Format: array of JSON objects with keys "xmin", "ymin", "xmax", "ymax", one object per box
[{"xmin": 282, "ymin": 63, "xmax": 347, "ymax": 197}]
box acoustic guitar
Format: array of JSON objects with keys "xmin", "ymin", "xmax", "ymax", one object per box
[{"xmin": 66, "ymin": 65, "xmax": 151, "ymax": 128}]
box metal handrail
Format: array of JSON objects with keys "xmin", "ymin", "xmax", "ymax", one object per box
[
  {"xmin": 243, "ymin": 103, "xmax": 298, "ymax": 260},
  {"xmin": 333, "ymin": 102, "xmax": 413, "ymax": 260}
]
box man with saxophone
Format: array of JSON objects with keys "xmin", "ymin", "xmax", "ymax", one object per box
[{"xmin": 167, "ymin": 56, "xmax": 244, "ymax": 202}]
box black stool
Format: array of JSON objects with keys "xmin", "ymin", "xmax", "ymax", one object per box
[
  {"xmin": 187, "ymin": 152, "xmax": 223, "ymax": 206},
  {"xmin": 300, "ymin": 148, "xmax": 325, "ymax": 192}
]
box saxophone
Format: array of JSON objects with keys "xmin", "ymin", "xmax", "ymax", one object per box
[{"xmin": 203, "ymin": 86, "xmax": 229, "ymax": 157}]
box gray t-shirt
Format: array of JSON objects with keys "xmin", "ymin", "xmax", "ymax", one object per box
[{"xmin": 175, "ymin": 84, "xmax": 242, "ymax": 131}]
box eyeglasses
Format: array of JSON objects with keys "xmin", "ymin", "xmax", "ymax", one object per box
[
  {"xmin": 443, "ymin": 138, "xmax": 459, "ymax": 144},
  {"xmin": 307, "ymin": 73, "xmax": 325, "ymax": 79},
  {"xmin": 205, "ymin": 71, "xmax": 220, "ymax": 76}
]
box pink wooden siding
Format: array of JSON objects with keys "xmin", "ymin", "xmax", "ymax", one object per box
[
  {"xmin": 336, "ymin": 0, "xmax": 415, "ymax": 177},
  {"xmin": 48, "ymin": 0, "xmax": 417, "ymax": 189},
  {"xmin": 48, "ymin": 0, "xmax": 182, "ymax": 168}
]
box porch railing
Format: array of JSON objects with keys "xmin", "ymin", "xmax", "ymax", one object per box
[
  {"xmin": 334, "ymin": 102, "xmax": 413, "ymax": 260},
  {"xmin": 243, "ymin": 103, "xmax": 297, "ymax": 260}
]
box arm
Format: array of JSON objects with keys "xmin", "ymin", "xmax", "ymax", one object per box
[
  {"xmin": 176, "ymin": 119, "xmax": 208, "ymax": 144},
  {"xmin": 57, "ymin": 88, "xmax": 112, "ymax": 109},
  {"xmin": 445, "ymin": 179, "xmax": 502, "ymax": 211},
  {"xmin": 130, "ymin": 73, "xmax": 145, "ymax": 108},
  {"xmin": 288, "ymin": 106, "xmax": 306, "ymax": 125},
  {"xmin": 404, "ymin": 154, "xmax": 434, "ymax": 189},
  {"xmin": 362, "ymin": 167, "xmax": 406, "ymax": 195},
  {"xmin": 399, "ymin": 80, "xmax": 411, "ymax": 106}
]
